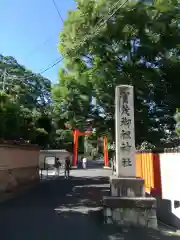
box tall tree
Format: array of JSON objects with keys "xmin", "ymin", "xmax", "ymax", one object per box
[
  {"xmin": 0, "ymin": 55, "xmax": 51, "ymax": 109},
  {"xmin": 0, "ymin": 54, "xmax": 53, "ymax": 148},
  {"xmin": 56, "ymin": 0, "xmax": 180, "ymax": 147},
  {"xmin": 52, "ymin": 59, "xmax": 93, "ymax": 131}
]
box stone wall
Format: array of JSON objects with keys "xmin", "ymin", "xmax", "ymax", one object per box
[
  {"xmin": 0, "ymin": 144, "xmax": 39, "ymax": 168},
  {"xmin": 0, "ymin": 144, "xmax": 40, "ymax": 193}
]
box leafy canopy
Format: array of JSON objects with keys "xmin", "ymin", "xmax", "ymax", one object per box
[{"xmin": 54, "ymin": 0, "xmax": 180, "ymax": 147}]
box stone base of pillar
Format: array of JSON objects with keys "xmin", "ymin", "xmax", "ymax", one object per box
[
  {"xmin": 102, "ymin": 176, "xmax": 157, "ymax": 229},
  {"xmin": 110, "ymin": 176, "xmax": 145, "ymax": 197},
  {"xmin": 103, "ymin": 196, "xmax": 157, "ymax": 228}
]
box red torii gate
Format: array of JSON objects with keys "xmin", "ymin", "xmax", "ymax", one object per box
[{"xmin": 72, "ymin": 129, "xmax": 109, "ymax": 167}]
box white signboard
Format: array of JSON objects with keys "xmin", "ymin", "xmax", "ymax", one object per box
[
  {"xmin": 45, "ymin": 156, "xmax": 55, "ymax": 165},
  {"xmin": 115, "ymin": 85, "xmax": 136, "ymax": 177}
]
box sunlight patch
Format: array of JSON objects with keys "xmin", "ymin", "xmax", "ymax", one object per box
[{"xmin": 54, "ymin": 206, "xmax": 102, "ymax": 214}]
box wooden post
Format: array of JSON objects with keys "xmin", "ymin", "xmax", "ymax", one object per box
[
  {"xmin": 104, "ymin": 136, "xmax": 109, "ymax": 167},
  {"xmin": 73, "ymin": 129, "xmax": 92, "ymax": 167},
  {"xmin": 73, "ymin": 129, "xmax": 79, "ymax": 167}
]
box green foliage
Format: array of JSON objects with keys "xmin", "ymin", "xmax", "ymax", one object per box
[
  {"xmin": 0, "ymin": 55, "xmax": 53, "ymax": 148},
  {"xmin": 55, "ymin": 0, "xmax": 180, "ymax": 147},
  {"xmin": 174, "ymin": 111, "xmax": 180, "ymax": 137},
  {"xmin": 1, "ymin": 0, "xmax": 180, "ymax": 151},
  {"xmin": 52, "ymin": 62, "xmax": 93, "ymax": 131}
]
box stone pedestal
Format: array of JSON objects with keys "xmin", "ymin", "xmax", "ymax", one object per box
[
  {"xmin": 103, "ymin": 176, "xmax": 157, "ymax": 229},
  {"xmin": 103, "ymin": 196, "xmax": 157, "ymax": 228},
  {"xmin": 110, "ymin": 176, "xmax": 145, "ymax": 197}
]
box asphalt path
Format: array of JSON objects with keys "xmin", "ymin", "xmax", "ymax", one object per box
[{"xmin": 0, "ymin": 164, "xmax": 179, "ymax": 240}]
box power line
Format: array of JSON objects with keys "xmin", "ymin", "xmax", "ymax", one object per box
[
  {"xmin": 51, "ymin": 0, "xmax": 64, "ymax": 23},
  {"xmin": 3, "ymin": 0, "xmax": 129, "ymax": 83},
  {"xmin": 82, "ymin": 1, "xmax": 129, "ymax": 50},
  {"xmin": 23, "ymin": 37, "xmax": 53, "ymax": 60},
  {"xmin": 36, "ymin": 0, "xmax": 129, "ymax": 75},
  {"xmin": 39, "ymin": 2, "xmax": 123, "ymax": 74},
  {"xmin": 41, "ymin": 0, "xmax": 129, "ymax": 72},
  {"xmin": 40, "ymin": 58, "xmax": 63, "ymax": 74},
  {"xmin": 0, "ymin": 58, "xmax": 64, "ymax": 88},
  {"xmin": 1, "ymin": 1, "xmax": 65, "ymax": 84},
  {"xmin": 89, "ymin": 0, "xmax": 124, "ymax": 35},
  {"xmin": 22, "ymin": 0, "xmax": 64, "ymax": 61}
]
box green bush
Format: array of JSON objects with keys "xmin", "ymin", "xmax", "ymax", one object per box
[{"xmin": 174, "ymin": 110, "xmax": 180, "ymax": 136}]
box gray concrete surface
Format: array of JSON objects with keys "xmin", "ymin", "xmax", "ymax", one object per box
[{"xmin": 0, "ymin": 162, "xmax": 179, "ymax": 239}]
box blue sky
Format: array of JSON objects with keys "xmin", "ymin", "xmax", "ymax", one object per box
[{"xmin": 0, "ymin": 0, "xmax": 76, "ymax": 83}]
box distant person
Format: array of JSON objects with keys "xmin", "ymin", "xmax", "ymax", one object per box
[
  {"xmin": 77, "ymin": 157, "xmax": 81, "ymax": 168},
  {"xmin": 55, "ymin": 157, "xmax": 61, "ymax": 176},
  {"xmin": 64, "ymin": 156, "xmax": 71, "ymax": 179},
  {"xmin": 80, "ymin": 157, "xmax": 83, "ymax": 168},
  {"xmin": 82, "ymin": 157, "xmax": 87, "ymax": 169}
]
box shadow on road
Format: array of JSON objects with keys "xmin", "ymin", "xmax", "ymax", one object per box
[{"xmin": 0, "ymin": 175, "xmax": 179, "ymax": 240}]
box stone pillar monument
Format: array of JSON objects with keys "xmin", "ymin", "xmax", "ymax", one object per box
[
  {"xmin": 115, "ymin": 85, "xmax": 136, "ymax": 177},
  {"xmin": 103, "ymin": 85, "xmax": 157, "ymax": 228}
]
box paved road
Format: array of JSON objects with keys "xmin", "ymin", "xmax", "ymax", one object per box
[{"xmin": 0, "ymin": 165, "xmax": 179, "ymax": 239}]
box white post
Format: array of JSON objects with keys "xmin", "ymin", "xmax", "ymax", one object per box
[{"xmin": 115, "ymin": 85, "xmax": 136, "ymax": 177}]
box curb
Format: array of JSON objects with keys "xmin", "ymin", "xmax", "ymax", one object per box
[{"xmin": 158, "ymin": 219, "xmax": 180, "ymax": 235}]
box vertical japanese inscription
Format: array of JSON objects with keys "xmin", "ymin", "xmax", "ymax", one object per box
[{"xmin": 119, "ymin": 89, "xmax": 132, "ymax": 167}]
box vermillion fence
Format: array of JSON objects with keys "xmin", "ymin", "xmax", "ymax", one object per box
[
  {"xmin": 136, "ymin": 150, "xmax": 162, "ymax": 198},
  {"xmin": 135, "ymin": 148, "xmax": 180, "ymax": 228}
]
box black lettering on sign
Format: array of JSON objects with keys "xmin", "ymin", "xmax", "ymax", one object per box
[
  {"xmin": 122, "ymin": 158, "xmax": 132, "ymax": 167},
  {"xmin": 120, "ymin": 91, "xmax": 130, "ymax": 116},
  {"xmin": 122, "ymin": 103, "xmax": 130, "ymax": 116},
  {"xmin": 121, "ymin": 91, "xmax": 129, "ymax": 105},
  {"xmin": 121, "ymin": 130, "xmax": 131, "ymax": 140},
  {"xmin": 121, "ymin": 117, "xmax": 131, "ymax": 128},
  {"xmin": 120, "ymin": 142, "xmax": 132, "ymax": 151},
  {"xmin": 119, "ymin": 91, "xmax": 130, "ymax": 116}
]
